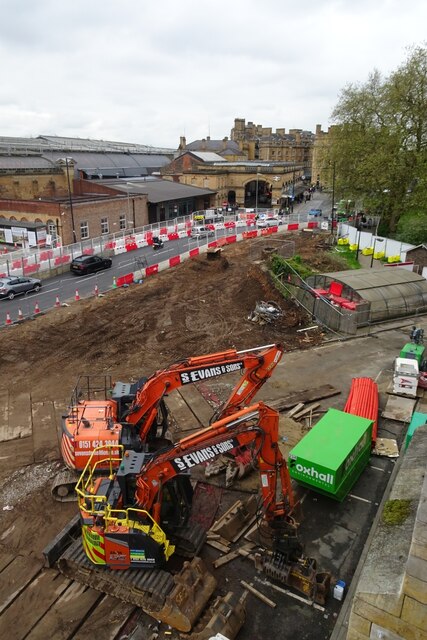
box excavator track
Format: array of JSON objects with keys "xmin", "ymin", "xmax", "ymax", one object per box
[
  {"xmin": 51, "ymin": 468, "xmax": 79, "ymax": 502},
  {"xmin": 57, "ymin": 538, "xmax": 217, "ymax": 632},
  {"xmin": 170, "ymin": 521, "xmax": 207, "ymax": 557}
]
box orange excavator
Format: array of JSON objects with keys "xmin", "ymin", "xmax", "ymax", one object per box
[
  {"xmin": 53, "ymin": 343, "xmax": 283, "ymax": 500},
  {"xmin": 53, "ymin": 402, "xmax": 330, "ymax": 635}
]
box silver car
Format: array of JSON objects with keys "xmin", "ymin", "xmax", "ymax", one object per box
[
  {"xmin": 190, "ymin": 225, "xmax": 215, "ymax": 239},
  {"xmin": 0, "ymin": 276, "xmax": 42, "ymax": 300}
]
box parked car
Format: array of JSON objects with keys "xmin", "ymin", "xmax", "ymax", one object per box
[
  {"xmin": 190, "ymin": 226, "xmax": 215, "ymax": 239},
  {"xmin": 256, "ymin": 217, "xmax": 281, "ymax": 228},
  {"xmin": 70, "ymin": 254, "xmax": 112, "ymax": 276},
  {"xmin": 308, "ymin": 208, "xmax": 323, "ymax": 217},
  {"xmin": 0, "ymin": 276, "xmax": 42, "ymax": 300}
]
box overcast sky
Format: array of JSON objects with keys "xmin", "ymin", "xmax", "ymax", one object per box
[{"xmin": 1, "ymin": 0, "xmax": 427, "ymax": 149}]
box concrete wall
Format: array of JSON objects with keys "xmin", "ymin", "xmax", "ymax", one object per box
[{"xmin": 346, "ymin": 426, "xmax": 427, "ymax": 640}]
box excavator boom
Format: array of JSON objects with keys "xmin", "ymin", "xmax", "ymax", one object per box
[{"xmin": 54, "ymin": 343, "xmax": 283, "ymax": 500}]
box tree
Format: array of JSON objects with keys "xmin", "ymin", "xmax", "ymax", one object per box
[{"xmin": 329, "ymin": 45, "xmax": 427, "ymax": 237}]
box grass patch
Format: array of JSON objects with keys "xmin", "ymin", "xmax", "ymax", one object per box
[
  {"xmin": 330, "ymin": 247, "xmax": 361, "ymax": 270},
  {"xmin": 382, "ymin": 499, "xmax": 411, "ymax": 526}
]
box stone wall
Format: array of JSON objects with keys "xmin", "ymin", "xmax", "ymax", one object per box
[{"xmin": 346, "ymin": 426, "xmax": 427, "ymax": 640}]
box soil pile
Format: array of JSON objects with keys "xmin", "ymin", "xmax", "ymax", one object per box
[{"xmin": 0, "ymin": 234, "xmax": 328, "ymax": 402}]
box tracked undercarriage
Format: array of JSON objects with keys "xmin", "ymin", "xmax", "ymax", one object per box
[{"xmin": 43, "ymin": 515, "xmax": 245, "ymax": 635}]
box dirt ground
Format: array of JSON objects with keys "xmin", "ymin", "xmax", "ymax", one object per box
[
  {"xmin": 0, "ymin": 231, "xmax": 350, "ymax": 640},
  {"xmin": 0, "ymin": 232, "xmax": 343, "ymax": 404}
]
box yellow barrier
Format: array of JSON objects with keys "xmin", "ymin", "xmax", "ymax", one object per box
[
  {"xmin": 349, "ymin": 244, "xmax": 358, "ymax": 251},
  {"xmin": 374, "ymin": 251, "xmax": 385, "ymax": 260},
  {"xmin": 338, "ymin": 238, "xmax": 349, "ymax": 245},
  {"xmin": 388, "ymin": 255, "xmax": 401, "ymax": 263},
  {"xmin": 362, "ymin": 247, "xmax": 373, "ymax": 256}
]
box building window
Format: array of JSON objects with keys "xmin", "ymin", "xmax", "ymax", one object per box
[
  {"xmin": 101, "ymin": 217, "xmax": 109, "ymax": 234},
  {"xmin": 80, "ymin": 221, "xmax": 89, "ymax": 239},
  {"xmin": 119, "ymin": 214, "xmax": 126, "ymax": 230}
]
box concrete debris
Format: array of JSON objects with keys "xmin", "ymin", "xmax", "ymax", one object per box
[{"xmin": 248, "ymin": 300, "xmax": 283, "ymax": 324}]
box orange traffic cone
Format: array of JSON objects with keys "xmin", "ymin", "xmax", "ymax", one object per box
[
  {"xmin": 55, "ymin": 295, "xmax": 61, "ymax": 308},
  {"xmin": 34, "ymin": 302, "xmax": 40, "ymax": 315},
  {"xmin": 17, "ymin": 308, "xmax": 24, "ymax": 322},
  {"xmin": 5, "ymin": 312, "xmax": 12, "ymax": 325},
  {"xmin": 94, "ymin": 284, "xmax": 99, "ymax": 297},
  {"xmin": 75, "ymin": 289, "xmax": 80, "ymax": 301}
]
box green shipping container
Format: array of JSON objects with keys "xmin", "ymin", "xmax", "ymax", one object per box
[{"xmin": 288, "ymin": 408, "xmax": 373, "ymax": 501}]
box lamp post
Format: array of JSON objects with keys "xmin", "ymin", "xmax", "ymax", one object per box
[
  {"xmin": 64, "ymin": 157, "xmax": 77, "ymax": 244},
  {"xmin": 370, "ymin": 237, "xmax": 384, "ymax": 268},
  {"xmin": 255, "ymin": 169, "xmax": 260, "ymax": 212},
  {"xmin": 331, "ymin": 161, "xmax": 336, "ymax": 219}
]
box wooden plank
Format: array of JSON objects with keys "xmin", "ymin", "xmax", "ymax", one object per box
[
  {"xmin": 213, "ymin": 549, "xmax": 240, "ymax": 569},
  {"xmin": 53, "ymin": 399, "xmax": 69, "ymax": 450},
  {"xmin": 0, "ymin": 392, "xmax": 32, "ymax": 442},
  {"xmin": 0, "ymin": 551, "xmax": 14, "ymax": 573},
  {"xmin": 381, "ymin": 395, "xmax": 416, "ymax": 422},
  {"xmin": 286, "ymin": 403, "xmax": 304, "ymax": 418},
  {"xmin": 25, "ymin": 582, "xmax": 102, "ymax": 640},
  {"xmin": 0, "ymin": 569, "xmax": 70, "ymax": 639},
  {"xmin": 210, "ymin": 500, "xmax": 242, "ymax": 533},
  {"xmin": 178, "ymin": 385, "xmax": 214, "ymax": 425},
  {"xmin": 206, "ymin": 539, "xmax": 230, "ymax": 553},
  {"xmin": 32, "ymin": 401, "xmax": 59, "ymax": 463},
  {"xmin": 0, "ymin": 437, "xmax": 34, "ymax": 479},
  {"xmin": 231, "ymin": 515, "xmax": 257, "ymax": 542},
  {"xmin": 0, "ymin": 556, "xmax": 43, "ymax": 615},
  {"xmin": 240, "ymin": 581, "xmax": 276, "ymax": 608},
  {"xmin": 292, "ymin": 403, "xmax": 321, "ymax": 420},
  {"xmin": 0, "ymin": 390, "xmax": 8, "ymax": 442},
  {"xmin": 164, "ymin": 391, "xmax": 203, "ymax": 432},
  {"xmin": 266, "ymin": 385, "xmax": 340, "ymax": 412},
  {"xmin": 72, "ymin": 596, "xmax": 135, "ymax": 640}
]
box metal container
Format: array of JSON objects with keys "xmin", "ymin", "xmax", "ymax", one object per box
[{"xmin": 288, "ymin": 408, "xmax": 373, "ymax": 501}]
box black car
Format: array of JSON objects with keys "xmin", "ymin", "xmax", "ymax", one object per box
[{"xmin": 70, "ymin": 254, "xmax": 112, "ymax": 275}]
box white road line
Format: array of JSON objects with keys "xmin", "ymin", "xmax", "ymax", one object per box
[{"xmin": 348, "ymin": 494, "xmax": 372, "ymax": 503}]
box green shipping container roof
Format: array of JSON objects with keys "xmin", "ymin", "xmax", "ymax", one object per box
[{"xmin": 289, "ymin": 408, "xmax": 373, "ymax": 472}]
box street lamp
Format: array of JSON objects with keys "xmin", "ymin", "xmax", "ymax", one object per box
[
  {"xmin": 255, "ymin": 169, "xmax": 260, "ymax": 212},
  {"xmin": 64, "ymin": 158, "xmax": 77, "ymax": 244},
  {"xmin": 57, "ymin": 157, "xmax": 77, "ymax": 244},
  {"xmin": 370, "ymin": 237, "xmax": 384, "ymax": 268},
  {"xmin": 331, "ymin": 161, "xmax": 336, "ymax": 220}
]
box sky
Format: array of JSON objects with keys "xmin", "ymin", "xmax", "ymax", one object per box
[{"xmin": 1, "ymin": 0, "xmax": 427, "ymax": 150}]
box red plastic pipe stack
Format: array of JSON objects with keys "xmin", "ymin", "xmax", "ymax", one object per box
[{"xmin": 343, "ymin": 377, "xmax": 379, "ymax": 444}]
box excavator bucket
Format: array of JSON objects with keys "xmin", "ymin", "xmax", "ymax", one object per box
[
  {"xmin": 152, "ymin": 558, "xmax": 217, "ymax": 632},
  {"xmin": 192, "ymin": 590, "xmax": 247, "ymax": 640}
]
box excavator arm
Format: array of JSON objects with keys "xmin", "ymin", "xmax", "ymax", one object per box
[
  {"xmin": 134, "ymin": 402, "xmax": 293, "ymax": 522},
  {"xmin": 125, "ymin": 343, "xmax": 283, "ymax": 440}
]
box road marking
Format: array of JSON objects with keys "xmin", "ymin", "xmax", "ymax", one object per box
[
  {"xmin": 369, "ymin": 465, "xmax": 385, "ymax": 472},
  {"xmin": 348, "ymin": 494, "xmax": 372, "ymax": 503}
]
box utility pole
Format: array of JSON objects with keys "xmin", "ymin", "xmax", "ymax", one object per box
[{"xmin": 65, "ymin": 158, "xmax": 77, "ymax": 244}]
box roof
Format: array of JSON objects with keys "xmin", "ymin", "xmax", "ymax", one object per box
[
  {"xmin": 186, "ymin": 139, "xmax": 242, "ymax": 156},
  {"xmin": 0, "ymin": 135, "xmax": 175, "ymax": 178},
  {"xmin": 0, "ymin": 134, "xmax": 175, "ymax": 155},
  {"xmin": 186, "ymin": 151, "xmax": 226, "ymax": 162},
  {"xmin": 320, "ymin": 268, "xmax": 426, "ymax": 291},
  {"xmin": 101, "ymin": 178, "xmax": 216, "ymax": 203}
]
